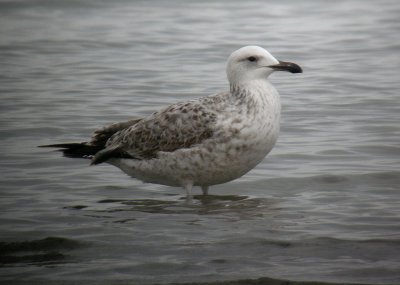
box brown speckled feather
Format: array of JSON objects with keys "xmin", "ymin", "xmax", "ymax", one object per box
[
  {"xmin": 90, "ymin": 118, "xmax": 143, "ymax": 148},
  {"xmin": 92, "ymin": 98, "xmax": 220, "ymax": 164}
]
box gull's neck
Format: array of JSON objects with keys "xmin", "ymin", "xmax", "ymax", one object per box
[{"xmin": 230, "ymin": 79, "xmax": 273, "ymax": 96}]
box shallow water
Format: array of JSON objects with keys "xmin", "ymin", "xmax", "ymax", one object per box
[{"xmin": 1, "ymin": 0, "xmax": 400, "ymax": 284}]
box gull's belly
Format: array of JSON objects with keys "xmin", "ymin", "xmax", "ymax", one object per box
[{"xmin": 110, "ymin": 124, "xmax": 279, "ymax": 187}]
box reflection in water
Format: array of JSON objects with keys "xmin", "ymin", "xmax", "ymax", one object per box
[{"xmin": 92, "ymin": 195, "xmax": 273, "ymax": 218}]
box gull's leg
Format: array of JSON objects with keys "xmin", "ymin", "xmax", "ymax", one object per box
[
  {"xmin": 183, "ymin": 182, "xmax": 193, "ymax": 202},
  {"xmin": 201, "ymin": 185, "xmax": 209, "ymax": 196}
]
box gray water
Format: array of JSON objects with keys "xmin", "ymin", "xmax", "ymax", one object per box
[{"xmin": 1, "ymin": 0, "xmax": 400, "ymax": 284}]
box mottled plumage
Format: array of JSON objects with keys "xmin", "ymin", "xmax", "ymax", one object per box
[
  {"xmin": 40, "ymin": 46, "xmax": 302, "ymax": 199},
  {"xmin": 97, "ymin": 100, "xmax": 217, "ymax": 163}
]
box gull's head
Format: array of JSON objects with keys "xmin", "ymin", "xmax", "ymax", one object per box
[{"xmin": 226, "ymin": 45, "xmax": 302, "ymax": 87}]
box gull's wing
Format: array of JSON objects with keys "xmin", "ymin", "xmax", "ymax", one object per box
[
  {"xmin": 92, "ymin": 100, "xmax": 218, "ymax": 164},
  {"xmin": 90, "ymin": 118, "xmax": 143, "ymax": 148}
]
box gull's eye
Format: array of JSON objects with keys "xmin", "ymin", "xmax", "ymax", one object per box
[{"xmin": 247, "ymin": 56, "xmax": 257, "ymax": 62}]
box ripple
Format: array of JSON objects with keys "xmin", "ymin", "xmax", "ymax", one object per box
[
  {"xmin": 1, "ymin": 0, "xmax": 400, "ymax": 283},
  {"xmin": 0, "ymin": 237, "xmax": 85, "ymax": 266}
]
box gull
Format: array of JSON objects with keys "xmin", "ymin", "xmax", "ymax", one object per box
[{"xmin": 40, "ymin": 46, "xmax": 302, "ymax": 199}]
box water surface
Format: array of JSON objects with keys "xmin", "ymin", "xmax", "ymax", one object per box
[{"xmin": 1, "ymin": 0, "xmax": 400, "ymax": 284}]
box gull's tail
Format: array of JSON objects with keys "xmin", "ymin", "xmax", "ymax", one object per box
[
  {"xmin": 38, "ymin": 118, "xmax": 143, "ymax": 164},
  {"xmin": 38, "ymin": 143, "xmax": 102, "ymax": 159}
]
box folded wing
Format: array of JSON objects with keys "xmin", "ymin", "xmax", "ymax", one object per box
[{"xmin": 92, "ymin": 101, "xmax": 217, "ymax": 164}]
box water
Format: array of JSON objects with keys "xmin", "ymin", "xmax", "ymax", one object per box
[{"xmin": 1, "ymin": 0, "xmax": 400, "ymax": 284}]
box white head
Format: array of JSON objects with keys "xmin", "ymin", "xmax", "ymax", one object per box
[{"xmin": 226, "ymin": 45, "xmax": 302, "ymax": 88}]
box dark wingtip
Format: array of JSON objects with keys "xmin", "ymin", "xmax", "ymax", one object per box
[
  {"xmin": 40, "ymin": 142, "xmax": 133, "ymax": 164},
  {"xmin": 38, "ymin": 143, "xmax": 101, "ymax": 159},
  {"xmin": 38, "ymin": 143, "xmax": 77, "ymax": 148},
  {"xmin": 91, "ymin": 146, "xmax": 122, "ymax": 165},
  {"xmin": 90, "ymin": 158, "xmax": 100, "ymax": 165}
]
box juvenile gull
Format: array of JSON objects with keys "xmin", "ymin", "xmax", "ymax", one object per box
[{"xmin": 41, "ymin": 46, "xmax": 302, "ymax": 199}]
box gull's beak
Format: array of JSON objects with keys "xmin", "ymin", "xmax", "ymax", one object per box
[{"xmin": 269, "ymin": 60, "xmax": 302, "ymax": 73}]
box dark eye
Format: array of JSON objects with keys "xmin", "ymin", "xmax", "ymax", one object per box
[{"xmin": 247, "ymin": 56, "xmax": 257, "ymax": 62}]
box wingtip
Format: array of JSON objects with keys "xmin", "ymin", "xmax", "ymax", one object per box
[
  {"xmin": 38, "ymin": 144, "xmax": 59, "ymax": 148},
  {"xmin": 90, "ymin": 158, "xmax": 99, "ymax": 166},
  {"xmin": 38, "ymin": 142, "xmax": 103, "ymax": 160}
]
